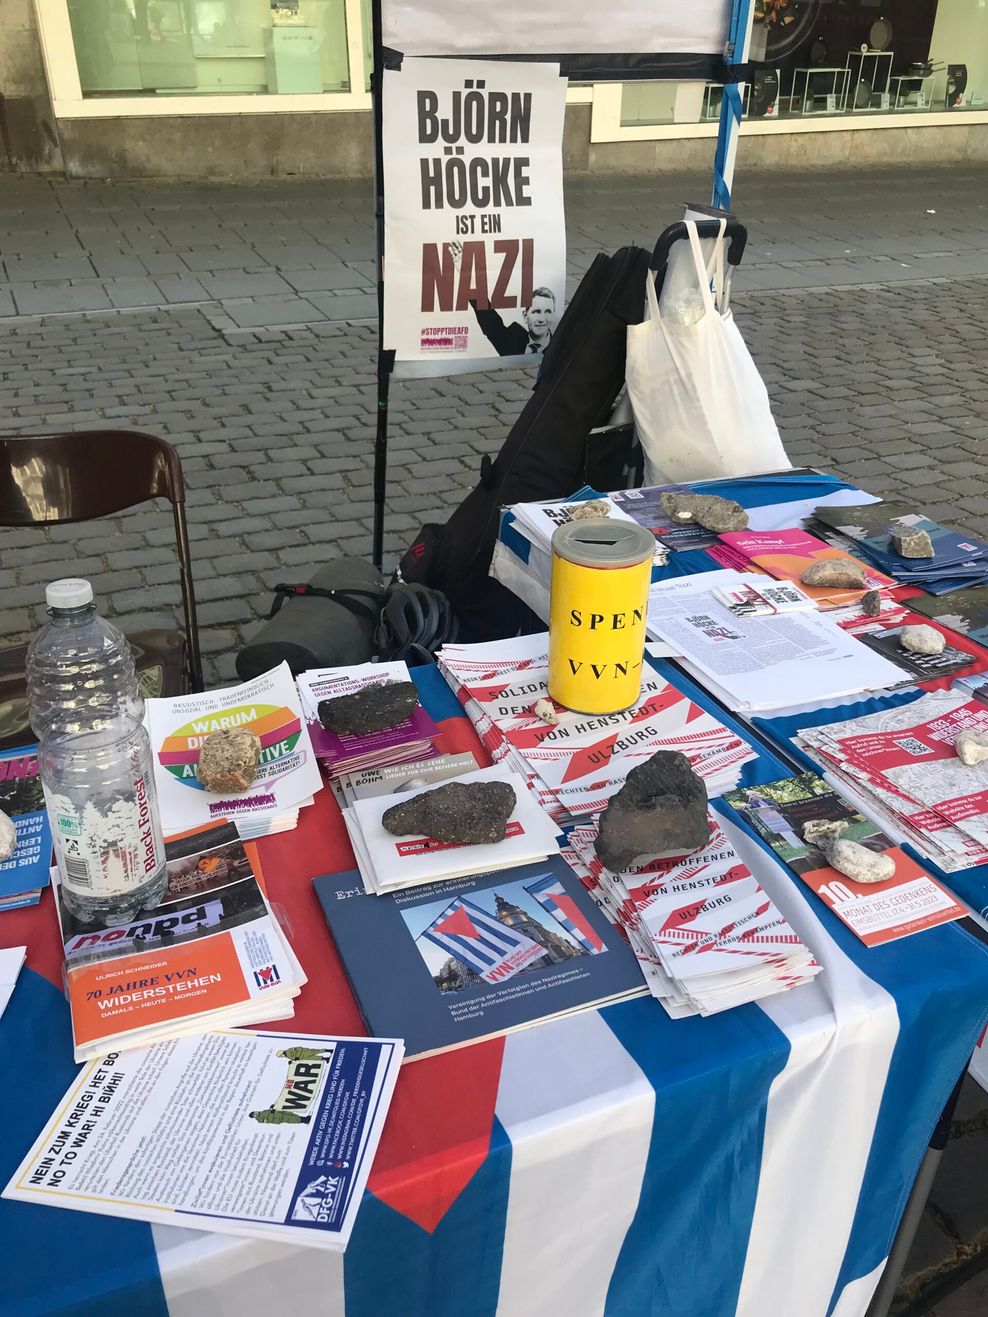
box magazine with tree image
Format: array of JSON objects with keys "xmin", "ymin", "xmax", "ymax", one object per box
[{"xmin": 723, "ymin": 773, "xmax": 964, "ymax": 947}]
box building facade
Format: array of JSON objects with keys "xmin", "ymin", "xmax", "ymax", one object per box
[{"xmin": 3, "ymin": 0, "xmax": 988, "ymax": 177}]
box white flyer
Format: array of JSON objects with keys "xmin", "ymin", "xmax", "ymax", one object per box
[
  {"xmin": 382, "ymin": 58, "xmax": 567, "ymax": 375},
  {"xmin": 3, "ymin": 1030, "xmax": 403, "ymax": 1251},
  {"xmin": 349, "ymin": 763, "xmax": 560, "ymax": 893},
  {"xmin": 646, "ymin": 571, "xmax": 905, "ymax": 711},
  {"xmin": 0, "ymin": 946, "xmax": 25, "ymax": 1020},
  {"xmin": 145, "ymin": 663, "xmax": 322, "ymax": 830}
]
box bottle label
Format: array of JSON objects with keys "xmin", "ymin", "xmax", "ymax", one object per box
[{"xmin": 45, "ymin": 767, "xmax": 165, "ymax": 900}]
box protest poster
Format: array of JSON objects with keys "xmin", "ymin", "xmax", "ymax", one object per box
[{"xmin": 382, "ymin": 58, "xmax": 567, "ymax": 375}]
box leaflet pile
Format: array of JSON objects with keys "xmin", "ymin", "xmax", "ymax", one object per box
[
  {"xmin": 342, "ymin": 763, "xmax": 561, "ymax": 895},
  {"xmin": 146, "ymin": 663, "xmax": 322, "ymax": 841},
  {"xmin": 296, "ymin": 661, "xmax": 440, "ymax": 778},
  {"xmin": 797, "ymin": 690, "xmax": 988, "ymax": 873},
  {"xmin": 563, "ymin": 815, "xmax": 820, "ymax": 1017},
  {"xmin": 438, "ymin": 634, "xmax": 757, "ymax": 824}
]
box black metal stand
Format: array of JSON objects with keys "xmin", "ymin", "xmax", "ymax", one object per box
[{"xmin": 370, "ymin": 0, "xmax": 391, "ymax": 571}]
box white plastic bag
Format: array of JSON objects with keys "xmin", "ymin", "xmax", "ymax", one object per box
[{"xmin": 627, "ymin": 220, "xmax": 791, "ymax": 485}]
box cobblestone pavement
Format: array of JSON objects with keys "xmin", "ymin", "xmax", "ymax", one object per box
[
  {"xmin": 2, "ymin": 166, "xmax": 987, "ymax": 691},
  {"xmin": 2, "ymin": 165, "xmax": 988, "ymax": 1311}
]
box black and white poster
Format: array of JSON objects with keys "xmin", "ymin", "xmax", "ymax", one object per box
[{"xmin": 382, "ymin": 58, "xmax": 567, "ymax": 376}]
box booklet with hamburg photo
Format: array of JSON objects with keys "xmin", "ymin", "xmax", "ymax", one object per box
[
  {"xmin": 723, "ymin": 773, "xmax": 964, "ymax": 947},
  {"xmin": 56, "ymin": 821, "xmax": 306, "ymax": 1060},
  {"xmin": 315, "ymin": 855, "xmax": 646, "ymax": 1060}
]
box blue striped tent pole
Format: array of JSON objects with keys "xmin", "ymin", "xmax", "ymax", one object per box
[{"xmin": 712, "ymin": 0, "xmax": 757, "ymax": 210}]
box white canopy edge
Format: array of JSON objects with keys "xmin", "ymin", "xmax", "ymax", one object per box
[{"xmin": 380, "ymin": 0, "xmax": 733, "ymax": 59}]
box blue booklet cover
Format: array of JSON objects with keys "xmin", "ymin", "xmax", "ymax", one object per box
[
  {"xmin": 315, "ymin": 856, "xmax": 646, "ymax": 1060},
  {"xmin": 814, "ymin": 504, "xmax": 988, "ymax": 584},
  {"xmin": 0, "ymin": 746, "xmax": 52, "ymax": 903}
]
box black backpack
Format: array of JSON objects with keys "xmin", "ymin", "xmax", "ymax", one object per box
[{"xmin": 398, "ymin": 245, "xmax": 650, "ymax": 641}]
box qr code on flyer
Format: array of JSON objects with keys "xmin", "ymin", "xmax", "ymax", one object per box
[
  {"xmin": 893, "ymin": 737, "xmax": 930, "ymax": 757},
  {"xmin": 420, "ymin": 325, "xmax": 469, "ymax": 353}
]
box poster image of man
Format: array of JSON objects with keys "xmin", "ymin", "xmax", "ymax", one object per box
[{"xmin": 450, "ymin": 240, "xmax": 556, "ymax": 355}]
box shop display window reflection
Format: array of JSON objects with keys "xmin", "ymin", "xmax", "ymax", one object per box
[
  {"xmin": 621, "ymin": 0, "xmax": 988, "ymax": 127},
  {"xmin": 67, "ymin": 0, "xmax": 352, "ymax": 96}
]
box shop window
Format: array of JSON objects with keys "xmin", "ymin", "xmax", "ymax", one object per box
[
  {"xmin": 66, "ymin": 0, "xmax": 352, "ymax": 96},
  {"xmin": 620, "ymin": 0, "xmax": 988, "ymax": 127}
]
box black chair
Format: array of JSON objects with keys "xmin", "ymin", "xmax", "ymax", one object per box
[{"xmin": 0, "ymin": 430, "xmax": 204, "ymax": 749}]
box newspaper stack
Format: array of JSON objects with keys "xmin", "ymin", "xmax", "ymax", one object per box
[
  {"xmin": 646, "ymin": 570, "xmax": 907, "ymax": 714},
  {"xmin": 491, "ymin": 489, "xmax": 665, "ymax": 622},
  {"xmin": 296, "ymin": 661, "xmax": 440, "ymax": 778},
  {"xmin": 564, "ymin": 816, "xmax": 821, "ymax": 1017},
  {"xmin": 146, "ymin": 663, "xmax": 322, "ymax": 841},
  {"xmin": 797, "ymin": 689, "xmax": 988, "ymax": 873},
  {"xmin": 438, "ymin": 633, "xmax": 758, "ymax": 824},
  {"xmin": 342, "ymin": 763, "xmax": 561, "ymax": 895}
]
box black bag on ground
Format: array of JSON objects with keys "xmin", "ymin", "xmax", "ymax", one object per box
[
  {"xmin": 398, "ymin": 246, "xmax": 650, "ymax": 642},
  {"xmin": 236, "ymin": 559, "xmax": 385, "ymax": 679}
]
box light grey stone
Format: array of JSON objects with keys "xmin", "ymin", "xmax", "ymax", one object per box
[
  {"xmin": 803, "ymin": 818, "xmax": 850, "ymax": 849},
  {"xmin": 956, "ymin": 730, "xmax": 988, "ymax": 767},
  {"xmin": 900, "ymin": 624, "xmax": 946, "ymax": 656},
  {"xmin": 801, "ymin": 559, "xmax": 868, "ymax": 589},
  {"xmin": 828, "ymin": 838, "xmax": 896, "ymax": 885},
  {"xmin": 0, "ymin": 810, "xmax": 16, "ymax": 862},
  {"xmin": 890, "ymin": 520, "xmax": 935, "ymax": 558}
]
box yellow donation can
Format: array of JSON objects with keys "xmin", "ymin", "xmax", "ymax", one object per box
[{"xmin": 548, "ymin": 519, "xmax": 655, "ymax": 715}]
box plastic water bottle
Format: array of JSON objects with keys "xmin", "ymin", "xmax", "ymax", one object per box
[{"xmin": 27, "ymin": 579, "xmax": 167, "ymax": 925}]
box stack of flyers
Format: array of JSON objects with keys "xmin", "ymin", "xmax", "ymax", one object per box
[
  {"xmin": 438, "ymin": 634, "xmax": 757, "ymax": 823},
  {"xmin": 797, "ymin": 690, "xmax": 988, "ymax": 872},
  {"xmin": 296, "ymin": 661, "xmax": 440, "ymax": 777},
  {"xmin": 811, "ymin": 504, "xmax": 988, "ymax": 595},
  {"xmin": 723, "ymin": 773, "xmax": 965, "ymax": 947},
  {"xmin": 508, "ymin": 490, "xmax": 642, "ymax": 553},
  {"xmin": 0, "ymin": 946, "xmax": 25, "ymax": 1020},
  {"xmin": 0, "ymin": 746, "xmax": 52, "ymax": 911},
  {"xmin": 332, "ymin": 752, "xmax": 478, "ymax": 808},
  {"xmin": 610, "ymin": 484, "xmax": 719, "ymax": 551},
  {"xmin": 146, "ymin": 663, "xmax": 322, "ymax": 841},
  {"xmin": 710, "ymin": 579, "xmax": 817, "ymax": 619},
  {"xmin": 715, "ymin": 529, "xmax": 896, "ymax": 608},
  {"xmin": 343, "ymin": 763, "xmax": 561, "ymax": 895},
  {"xmin": 825, "ymin": 595, "xmax": 912, "ymax": 635},
  {"xmin": 567, "ymin": 815, "xmax": 820, "ymax": 1017},
  {"xmin": 494, "ymin": 489, "xmax": 670, "ymax": 621},
  {"xmin": 646, "ymin": 571, "xmax": 907, "ymax": 714},
  {"xmin": 855, "ymin": 625, "xmax": 974, "ymax": 682},
  {"xmin": 55, "ymin": 821, "xmax": 307, "ymax": 1061}
]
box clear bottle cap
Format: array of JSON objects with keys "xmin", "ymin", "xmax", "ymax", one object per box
[{"xmin": 46, "ymin": 578, "xmax": 95, "ymax": 610}]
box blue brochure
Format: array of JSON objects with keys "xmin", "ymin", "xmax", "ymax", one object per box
[
  {"xmin": 0, "ymin": 746, "xmax": 52, "ymax": 905},
  {"xmin": 315, "ymin": 855, "xmax": 645, "ymax": 1060}
]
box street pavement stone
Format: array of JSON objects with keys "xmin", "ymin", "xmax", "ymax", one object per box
[
  {"xmin": 2, "ymin": 165, "xmax": 988, "ymax": 1306},
  {"xmin": 2, "ymin": 266, "xmax": 986, "ymax": 690}
]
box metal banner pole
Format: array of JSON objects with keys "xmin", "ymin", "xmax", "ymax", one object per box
[
  {"xmin": 370, "ymin": 0, "xmax": 393, "ymax": 571},
  {"xmin": 712, "ymin": 0, "xmax": 756, "ymax": 209}
]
